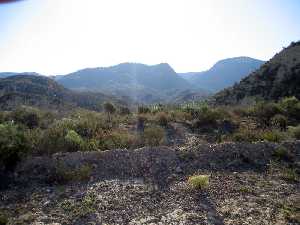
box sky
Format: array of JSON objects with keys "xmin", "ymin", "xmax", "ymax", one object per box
[{"xmin": 0, "ymin": 0, "xmax": 299, "ymax": 75}]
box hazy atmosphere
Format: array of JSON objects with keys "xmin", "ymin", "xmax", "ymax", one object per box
[
  {"xmin": 0, "ymin": 1, "xmax": 300, "ymax": 224},
  {"xmin": 0, "ymin": 0, "xmax": 299, "ymax": 74}
]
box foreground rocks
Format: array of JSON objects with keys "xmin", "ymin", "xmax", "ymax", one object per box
[{"xmin": 0, "ymin": 141, "xmax": 299, "ymax": 224}]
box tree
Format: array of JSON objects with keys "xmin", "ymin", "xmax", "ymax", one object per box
[{"xmin": 103, "ymin": 102, "xmax": 116, "ymax": 122}]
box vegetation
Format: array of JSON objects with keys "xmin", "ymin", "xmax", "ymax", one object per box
[
  {"xmin": 0, "ymin": 96, "xmax": 299, "ymax": 174},
  {"xmin": 187, "ymin": 175, "xmax": 210, "ymax": 190}
]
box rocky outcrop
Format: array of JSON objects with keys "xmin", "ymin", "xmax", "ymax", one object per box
[{"xmin": 214, "ymin": 41, "xmax": 300, "ymax": 104}]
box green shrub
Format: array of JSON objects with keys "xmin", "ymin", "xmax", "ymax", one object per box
[
  {"xmin": 101, "ymin": 130, "xmax": 139, "ymax": 150},
  {"xmin": 273, "ymin": 146, "xmax": 292, "ymax": 161},
  {"xmin": 251, "ymin": 102, "xmax": 281, "ymax": 128},
  {"xmin": 271, "ymin": 114, "xmax": 288, "ymax": 130},
  {"xmin": 0, "ymin": 123, "xmax": 29, "ymax": 171},
  {"xmin": 0, "ymin": 212, "xmax": 8, "ymax": 225},
  {"xmin": 143, "ymin": 125, "xmax": 166, "ymax": 146},
  {"xmin": 279, "ymin": 96, "xmax": 300, "ymax": 121},
  {"xmin": 232, "ymin": 129, "xmax": 261, "ymax": 142},
  {"xmin": 261, "ymin": 130, "xmax": 285, "ymax": 143},
  {"xmin": 187, "ymin": 174, "xmax": 210, "ymax": 190},
  {"xmin": 291, "ymin": 125, "xmax": 300, "ymax": 139},
  {"xmin": 65, "ymin": 130, "xmax": 85, "ymax": 152},
  {"xmin": 11, "ymin": 107, "xmax": 40, "ymax": 129},
  {"xmin": 50, "ymin": 163, "xmax": 92, "ymax": 184}
]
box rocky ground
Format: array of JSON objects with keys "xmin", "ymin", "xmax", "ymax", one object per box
[{"xmin": 0, "ymin": 128, "xmax": 299, "ymax": 225}]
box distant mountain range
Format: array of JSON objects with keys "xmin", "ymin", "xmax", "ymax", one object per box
[
  {"xmin": 214, "ymin": 41, "xmax": 300, "ymax": 104},
  {"xmin": 55, "ymin": 63, "xmax": 209, "ymax": 104},
  {"xmin": 0, "ymin": 75, "xmax": 126, "ymax": 111},
  {"xmin": 0, "ymin": 56, "xmax": 266, "ymax": 104},
  {"xmin": 179, "ymin": 57, "xmax": 264, "ymax": 92}
]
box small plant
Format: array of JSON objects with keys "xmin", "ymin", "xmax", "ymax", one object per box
[
  {"xmin": 273, "ymin": 146, "xmax": 292, "ymax": 161},
  {"xmin": 232, "ymin": 128, "xmax": 261, "ymax": 142},
  {"xmin": 119, "ymin": 106, "xmax": 131, "ymax": 115},
  {"xmin": 138, "ymin": 106, "xmax": 151, "ymax": 114},
  {"xmin": 64, "ymin": 129, "xmax": 85, "ymax": 151},
  {"xmin": 271, "ymin": 114, "xmax": 287, "ymax": 131},
  {"xmin": 281, "ymin": 168, "xmax": 299, "ymax": 182},
  {"xmin": 156, "ymin": 112, "xmax": 169, "ymax": 127},
  {"xmin": 143, "ymin": 125, "xmax": 166, "ymax": 146},
  {"xmin": 261, "ymin": 130, "xmax": 285, "ymax": 143},
  {"xmin": 281, "ymin": 203, "xmax": 300, "ymax": 223},
  {"xmin": 187, "ymin": 174, "xmax": 210, "ymax": 190},
  {"xmin": 291, "ymin": 125, "xmax": 300, "ymax": 139},
  {"xmin": 50, "ymin": 163, "xmax": 92, "ymax": 184},
  {"xmin": 0, "ymin": 212, "xmax": 8, "ymax": 225},
  {"xmin": 0, "ymin": 123, "xmax": 29, "ymax": 171}
]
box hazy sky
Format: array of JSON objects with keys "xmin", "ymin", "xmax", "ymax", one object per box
[{"xmin": 0, "ymin": 0, "xmax": 299, "ymax": 75}]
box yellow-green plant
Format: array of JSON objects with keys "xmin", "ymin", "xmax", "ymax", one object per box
[{"xmin": 187, "ymin": 174, "xmax": 210, "ymax": 190}]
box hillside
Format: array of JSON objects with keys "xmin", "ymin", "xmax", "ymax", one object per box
[
  {"xmin": 215, "ymin": 42, "xmax": 300, "ymax": 104},
  {"xmin": 0, "ymin": 75, "xmax": 124, "ymax": 110},
  {"xmin": 179, "ymin": 57, "xmax": 264, "ymax": 92},
  {"xmin": 57, "ymin": 63, "xmax": 202, "ymax": 104}
]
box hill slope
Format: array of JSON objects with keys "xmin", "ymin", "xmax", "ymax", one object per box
[
  {"xmin": 214, "ymin": 41, "xmax": 300, "ymax": 104},
  {"xmin": 0, "ymin": 75, "xmax": 124, "ymax": 110},
  {"xmin": 179, "ymin": 57, "xmax": 264, "ymax": 92},
  {"xmin": 57, "ymin": 63, "xmax": 201, "ymax": 103}
]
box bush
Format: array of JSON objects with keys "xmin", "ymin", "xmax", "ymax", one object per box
[
  {"xmin": 11, "ymin": 107, "xmax": 40, "ymax": 129},
  {"xmin": 119, "ymin": 106, "xmax": 131, "ymax": 115},
  {"xmin": 0, "ymin": 123, "xmax": 29, "ymax": 171},
  {"xmin": 273, "ymin": 146, "xmax": 292, "ymax": 161},
  {"xmin": 271, "ymin": 114, "xmax": 287, "ymax": 131},
  {"xmin": 156, "ymin": 112, "xmax": 169, "ymax": 127},
  {"xmin": 291, "ymin": 125, "xmax": 300, "ymax": 139},
  {"xmin": 0, "ymin": 212, "xmax": 8, "ymax": 225},
  {"xmin": 187, "ymin": 175, "xmax": 209, "ymax": 190},
  {"xmin": 138, "ymin": 106, "xmax": 151, "ymax": 114},
  {"xmin": 143, "ymin": 125, "xmax": 165, "ymax": 146},
  {"xmin": 251, "ymin": 102, "xmax": 281, "ymax": 128},
  {"xmin": 50, "ymin": 163, "xmax": 92, "ymax": 184},
  {"xmin": 279, "ymin": 96, "xmax": 300, "ymax": 121},
  {"xmin": 64, "ymin": 130, "xmax": 85, "ymax": 152},
  {"xmin": 261, "ymin": 130, "xmax": 286, "ymax": 143},
  {"xmin": 101, "ymin": 130, "xmax": 139, "ymax": 150},
  {"xmin": 232, "ymin": 129, "xmax": 261, "ymax": 142}
]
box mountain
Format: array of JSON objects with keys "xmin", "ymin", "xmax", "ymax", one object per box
[
  {"xmin": 214, "ymin": 41, "xmax": 300, "ymax": 104},
  {"xmin": 57, "ymin": 63, "xmax": 201, "ymax": 104},
  {"xmin": 179, "ymin": 57, "xmax": 264, "ymax": 92},
  {"xmin": 0, "ymin": 75, "xmax": 125, "ymax": 111}
]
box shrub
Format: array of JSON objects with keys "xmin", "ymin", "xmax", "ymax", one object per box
[
  {"xmin": 291, "ymin": 125, "xmax": 300, "ymax": 139},
  {"xmin": 138, "ymin": 106, "xmax": 151, "ymax": 114},
  {"xmin": 11, "ymin": 107, "xmax": 40, "ymax": 129},
  {"xmin": 187, "ymin": 175, "xmax": 209, "ymax": 190},
  {"xmin": 279, "ymin": 96, "xmax": 300, "ymax": 121},
  {"xmin": 119, "ymin": 106, "xmax": 131, "ymax": 115},
  {"xmin": 64, "ymin": 130, "xmax": 85, "ymax": 152},
  {"xmin": 273, "ymin": 146, "xmax": 292, "ymax": 161},
  {"xmin": 251, "ymin": 102, "xmax": 281, "ymax": 128},
  {"xmin": 0, "ymin": 214, "xmax": 8, "ymax": 225},
  {"xmin": 271, "ymin": 114, "xmax": 288, "ymax": 130},
  {"xmin": 232, "ymin": 129, "xmax": 261, "ymax": 142},
  {"xmin": 281, "ymin": 168, "xmax": 299, "ymax": 182},
  {"xmin": 156, "ymin": 112, "xmax": 169, "ymax": 127},
  {"xmin": 101, "ymin": 130, "xmax": 139, "ymax": 150},
  {"xmin": 0, "ymin": 123, "xmax": 29, "ymax": 171},
  {"xmin": 50, "ymin": 163, "xmax": 92, "ymax": 184},
  {"xmin": 261, "ymin": 130, "xmax": 286, "ymax": 143},
  {"xmin": 143, "ymin": 125, "xmax": 166, "ymax": 146}
]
